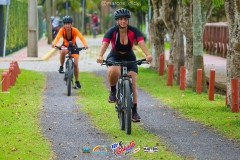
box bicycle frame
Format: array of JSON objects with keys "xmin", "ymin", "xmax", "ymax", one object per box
[
  {"xmin": 102, "ymin": 59, "xmax": 147, "ymax": 134},
  {"xmin": 116, "ymin": 66, "xmax": 133, "ymax": 112}
]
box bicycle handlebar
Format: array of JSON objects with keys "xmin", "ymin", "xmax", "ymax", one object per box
[
  {"xmin": 102, "ymin": 58, "xmax": 148, "ymax": 66},
  {"xmin": 55, "ymin": 46, "xmax": 86, "ymax": 52}
]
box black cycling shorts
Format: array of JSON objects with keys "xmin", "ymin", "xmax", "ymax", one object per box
[
  {"xmin": 93, "ymin": 23, "xmax": 98, "ymax": 27},
  {"xmin": 106, "ymin": 50, "xmax": 138, "ymax": 74}
]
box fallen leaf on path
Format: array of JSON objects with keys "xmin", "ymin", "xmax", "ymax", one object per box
[{"xmin": 73, "ymin": 110, "xmax": 78, "ymax": 113}]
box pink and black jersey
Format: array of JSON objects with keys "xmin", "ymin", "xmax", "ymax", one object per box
[{"xmin": 102, "ymin": 25, "xmax": 144, "ymax": 52}]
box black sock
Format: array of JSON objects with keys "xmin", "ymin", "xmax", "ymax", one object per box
[
  {"xmin": 132, "ymin": 103, "xmax": 137, "ymax": 113},
  {"xmin": 111, "ymin": 85, "xmax": 116, "ymax": 92}
]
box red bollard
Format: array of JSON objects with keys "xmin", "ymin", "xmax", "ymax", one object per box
[
  {"xmin": 9, "ymin": 66, "xmax": 15, "ymax": 86},
  {"xmin": 179, "ymin": 66, "xmax": 186, "ymax": 90},
  {"xmin": 167, "ymin": 64, "xmax": 174, "ymax": 86},
  {"xmin": 10, "ymin": 63, "xmax": 16, "ymax": 83},
  {"xmin": 159, "ymin": 53, "xmax": 165, "ymax": 76},
  {"xmin": 2, "ymin": 72, "xmax": 8, "ymax": 92},
  {"xmin": 208, "ymin": 69, "xmax": 215, "ymax": 101},
  {"xmin": 196, "ymin": 69, "xmax": 202, "ymax": 94},
  {"xmin": 4, "ymin": 70, "xmax": 10, "ymax": 89},
  {"xmin": 231, "ymin": 78, "xmax": 239, "ymax": 112},
  {"xmin": 12, "ymin": 61, "xmax": 21, "ymax": 75}
]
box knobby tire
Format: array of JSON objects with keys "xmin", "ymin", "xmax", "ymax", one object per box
[
  {"xmin": 66, "ymin": 59, "xmax": 73, "ymax": 96},
  {"xmin": 123, "ymin": 80, "xmax": 132, "ymax": 134},
  {"xmin": 117, "ymin": 80, "xmax": 125, "ymax": 130}
]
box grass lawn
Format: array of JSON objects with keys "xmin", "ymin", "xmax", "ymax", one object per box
[{"xmin": 0, "ymin": 69, "xmax": 53, "ymax": 160}]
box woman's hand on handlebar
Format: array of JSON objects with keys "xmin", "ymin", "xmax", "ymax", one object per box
[
  {"xmin": 146, "ymin": 54, "xmax": 152, "ymax": 63},
  {"xmin": 97, "ymin": 55, "xmax": 104, "ymax": 63}
]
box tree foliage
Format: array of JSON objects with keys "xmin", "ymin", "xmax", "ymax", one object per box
[
  {"xmin": 183, "ymin": 0, "xmax": 224, "ymax": 7},
  {"xmin": 112, "ymin": 0, "xmax": 148, "ymax": 14}
]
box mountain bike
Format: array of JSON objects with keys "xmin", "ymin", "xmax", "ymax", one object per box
[
  {"xmin": 92, "ymin": 26, "xmax": 98, "ymax": 38},
  {"xmin": 102, "ymin": 59, "xmax": 148, "ymax": 134},
  {"xmin": 55, "ymin": 41, "xmax": 85, "ymax": 96}
]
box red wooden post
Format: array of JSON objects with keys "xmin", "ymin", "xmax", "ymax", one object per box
[
  {"xmin": 167, "ymin": 64, "xmax": 174, "ymax": 86},
  {"xmin": 231, "ymin": 78, "xmax": 239, "ymax": 112},
  {"xmin": 179, "ymin": 66, "xmax": 186, "ymax": 90},
  {"xmin": 4, "ymin": 70, "xmax": 10, "ymax": 89},
  {"xmin": 196, "ymin": 69, "xmax": 202, "ymax": 94},
  {"xmin": 10, "ymin": 63, "xmax": 16, "ymax": 83},
  {"xmin": 208, "ymin": 69, "xmax": 215, "ymax": 101},
  {"xmin": 12, "ymin": 61, "xmax": 21, "ymax": 75},
  {"xmin": 9, "ymin": 66, "xmax": 15, "ymax": 86},
  {"xmin": 159, "ymin": 53, "xmax": 165, "ymax": 76},
  {"xmin": 2, "ymin": 72, "xmax": 8, "ymax": 92}
]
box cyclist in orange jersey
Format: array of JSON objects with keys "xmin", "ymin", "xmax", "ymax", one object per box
[{"xmin": 52, "ymin": 15, "xmax": 88, "ymax": 89}]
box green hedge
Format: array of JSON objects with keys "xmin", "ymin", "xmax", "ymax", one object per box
[
  {"xmin": 4, "ymin": 1, "xmax": 28, "ymax": 56},
  {"xmin": 4, "ymin": 1, "xmax": 44, "ymax": 56}
]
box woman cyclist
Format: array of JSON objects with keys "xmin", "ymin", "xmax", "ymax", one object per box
[
  {"xmin": 52, "ymin": 16, "xmax": 88, "ymax": 89},
  {"xmin": 96, "ymin": 8, "xmax": 152, "ymax": 122}
]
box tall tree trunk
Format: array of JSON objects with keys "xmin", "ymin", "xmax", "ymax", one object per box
[
  {"xmin": 179, "ymin": 0, "xmax": 213, "ymax": 88},
  {"xmin": 160, "ymin": 0, "xmax": 179, "ymax": 79},
  {"xmin": 225, "ymin": 0, "xmax": 240, "ymax": 107},
  {"xmin": 234, "ymin": 0, "xmax": 240, "ymax": 107},
  {"xmin": 192, "ymin": 0, "xmax": 207, "ymax": 91},
  {"xmin": 179, "ymin": 0, "xmax": 193, "ymax": 87},
  {"xmin": 151, "ymin": 0, "xmax": 165, "ymax": 69},
  {"xmin": 177, "ymin": 28, "xmax": 185, "ymax": 84},
  {"xmin": 225, "ymin": 0, "xmax": 237, "ymax": 107}
]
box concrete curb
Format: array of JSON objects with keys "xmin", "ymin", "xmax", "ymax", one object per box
[{"xmin": 41, "ymin": 48, "xmax": 57, "ymax": 61}]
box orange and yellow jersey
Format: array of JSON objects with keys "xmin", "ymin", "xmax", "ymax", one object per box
[{"xmin": 53, "ymin": 27, "xmax": 87, "ymax": 47}]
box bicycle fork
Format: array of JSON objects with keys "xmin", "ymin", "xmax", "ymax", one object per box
[
  {"xmin": 64, "ymin": 58, "xmax": 74, "ymax": 83},
  {"xmin": 116, "ymin": 76, "xmax": 133, "ymax": 111}
]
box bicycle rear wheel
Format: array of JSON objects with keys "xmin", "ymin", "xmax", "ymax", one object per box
[
  {"xmin": 66, "ymin": 59, "xmax": 73, "ymax": 96},
  {"xmin": 123, "ymin": 80, "xmax": 133, "ymax": 134}
]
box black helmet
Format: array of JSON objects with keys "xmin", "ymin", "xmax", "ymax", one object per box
[
  {"xmin": 63, "ymin": 16, "xmax": 73, "ymax": 23},
  {"xmin": 114, "ymin": 8, "xmax": 131, "ymax": 20}
]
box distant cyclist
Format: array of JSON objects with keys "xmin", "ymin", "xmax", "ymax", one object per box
[
  {"xmin": 87, "ymin": 11, "xmax": 100, "ymax": 34},
  {"xmin": 52, "ymin": 15, "xmax": 88, "ymax": 89},
  {"xmin": 96, "ymin": 8, "xmax": 152, "ymax": 122}
]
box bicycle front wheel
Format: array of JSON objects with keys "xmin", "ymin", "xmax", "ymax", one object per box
[
  {"xmin": 66, "ymin": 59, "xmax": 73, "ymax": 96},
  {"xmin": 116, "ymin": 80, "xmax": 125, "ymax": 130},
  {"xmin": 123, "ymin": 80, "xmax": 133, "ymax": 135}
]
